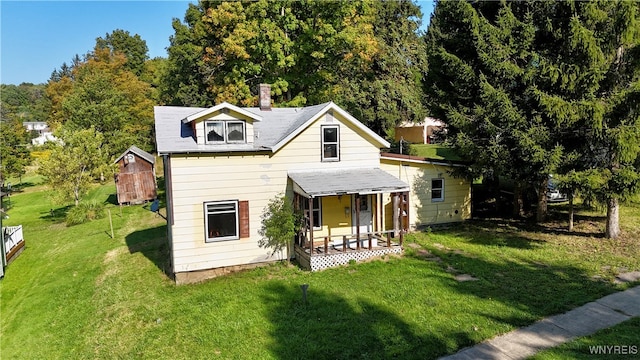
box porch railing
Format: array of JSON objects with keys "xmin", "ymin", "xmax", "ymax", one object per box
[{"xmin": 297, "ymin": 229, "xmax": 404, "ymax": 254}]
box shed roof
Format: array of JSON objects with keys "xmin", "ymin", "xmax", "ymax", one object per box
[
  {"xmin": 154, "ymin": 102, "xmax": 389, "ymax": 154},
  {"xmin": 288, "ymin": 168, "xmax": 409, "ymax": 197},
  {"xmin": 114, "ymin": 145, "xmax": 155, "ymax": 164}
]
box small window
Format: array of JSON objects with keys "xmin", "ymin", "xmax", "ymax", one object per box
[
  {"xmin": 431, "ymin": 179, "xmax": 444, "ymax": 202},
  {"xmin": 226, "ymin": 121, "xmax": 245, "ymax": 142},
  {"xmin": 303, "ymin": 197, "xmax": 322, "ymax": 229},
  {"xmin": 206, "ymin": 121, "xmax": 225, "ymax": 143},
  {"xmin": 205, "ymin": 121, "xmax": 245, "ymax": 144},
  {"xmin": 322, "ymin": 125, "xmax": 339, "ymax": 161},
  {"xmin": 205, "ymin": 201, "xmax": 239, "ymax": 241}
]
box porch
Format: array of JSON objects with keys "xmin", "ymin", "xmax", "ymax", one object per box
[
  {"xmin": 294, "ymin": 230, "xmax": 405, "ymax": 271},
  {"xmin": 288, "ymin": 168, "xmax": 410, "ymax": 271}
]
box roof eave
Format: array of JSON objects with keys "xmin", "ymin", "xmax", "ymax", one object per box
[
  {"xmin": 182, "ymin": 102, "xmax": 262, "ymax": 124},
  {"xmin": 271, "ymin": 102, "xmax": 389, "ymax": 153}
]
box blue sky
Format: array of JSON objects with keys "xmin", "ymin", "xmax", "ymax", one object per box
[{"xmin": 1, "ymin": 1, "xmax": 434, "ymax": 86}]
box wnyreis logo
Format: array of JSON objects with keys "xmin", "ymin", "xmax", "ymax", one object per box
[{"xmin": 589, "ymin": 345, "xmax": 638, "ymax": 355}]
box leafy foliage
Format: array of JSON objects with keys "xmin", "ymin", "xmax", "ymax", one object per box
[
  {"xmin": 47, "ymin": 47, "xmax": 155, "ymax": 158},
  {"xmin": 163, "ymin": 0, "xmax": 427, "ymax": 135},
  {"xmin": 96, "ymin": 29, "xmax": 149, "ymax": 76},
  {"xmin": 38, "ymin": 127, "xmax": 108, "ymax": 206},
  {"xmin": 258, "ymin": 194, "xmax": 297, "ymax": 260},
  {"xmin": 65, "ymin": 200, "xmax": 106, "ymax": 226},
  {"xmin": 0, "ymin": 119, "xmax": 32, "ymax": 181}
]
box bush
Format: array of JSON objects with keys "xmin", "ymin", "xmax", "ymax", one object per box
[{"xmin": 65, "ymin": 201, "xmax": 106, "ymax": 226}]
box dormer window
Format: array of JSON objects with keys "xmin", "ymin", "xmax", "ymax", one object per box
[{"xmin": 206, "ymin": 120, "xmax": 246, "ymax": 144}]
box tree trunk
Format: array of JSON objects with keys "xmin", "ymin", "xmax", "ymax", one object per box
[
  {"xmin": 568, "ymin": 192, "xmax": 574, "ymax": 232},
  {"xmin": 513, "ymin": 181, "xmax": 524, "ymax": 218},
  {"xmin": 536, "ymin": 177, "xmax": 548, "ymax": 223},
  {"xmin": 605, "ymin": 197, "xmax": 620, "ymax": 239}
]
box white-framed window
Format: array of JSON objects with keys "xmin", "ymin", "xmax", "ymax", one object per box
[
  {"xmin": 431, "ymin": 178, "xmax": 444, "ymax": 202},
  {"xmin": 321, "ymin": 125, "xmax": 339, "ymax": 161},
  {"xmin": 304, "ymin": 197, "xmax": 322, "ymax": 229},
  {"xmin": 226, "ymin": 121, "xmax": 245, "ymax": 142},
  {"xmin": 204, "ymin": 200, "xmax": 239, "ymax": 242},
  {"xmin": 205, "ymin": 121, "xmax": 245, "ymax": 144}
]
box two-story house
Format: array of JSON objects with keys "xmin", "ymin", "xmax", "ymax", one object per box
[{"xmin": 155, "ymin": 85, "xmax": 470, "ymax": 283}]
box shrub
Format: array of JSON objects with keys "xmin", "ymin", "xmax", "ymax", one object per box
[{"xmin": 65, "ymin": 201, "xmax": 106, "ymax": 226}]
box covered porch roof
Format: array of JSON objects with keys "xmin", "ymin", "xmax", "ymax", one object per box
[{"xmin": 288, "ymin": 168, "xmax": 409, "ymax": 198}]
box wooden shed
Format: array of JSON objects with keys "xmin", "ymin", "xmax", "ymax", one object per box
[{"xmin": 114, "ymin": 146, "xmax": 157, "ymax": 205}]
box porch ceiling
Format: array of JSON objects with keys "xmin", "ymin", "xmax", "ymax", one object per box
[{"xmin": 288, "ymin": 168, "xmax": 409, "ymax": 197}]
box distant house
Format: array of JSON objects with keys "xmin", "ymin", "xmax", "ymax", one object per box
[
  {"xmin": 114, "ymin": 146, "xmax": 157, "ymax": 205},
  {"xmin": 22, "ymin": 121, "xmax": 57, "ymax": 146},
  {"xmin": 394, "ymin": 117, "xmax": 445, "ymax": 144},
  {"xmin": 155, "ymin": 85, "xmax": 470, "ymax": 283}
]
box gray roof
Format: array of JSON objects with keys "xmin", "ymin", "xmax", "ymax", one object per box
[
  {"xmin": 154, "ymin": 102, "xmax": 387, "ymax": 154},
  {"xmin": 115, "ymin": 145, "xmax": 155, "ymax": 164},
  {"xmin": 288, "ymin": 168, "xmax": 409, "ymax": 197}
]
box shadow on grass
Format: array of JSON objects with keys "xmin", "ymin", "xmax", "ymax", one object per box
[
  {"xmin": 125, "ymin": 224, "xmax": 171, "ymax": 279},
  {"xmin": 261, "ymin": 283, "xmax": 469, "ymax": 359},
  {"xmin": 3, "ymin": 182, "xmax": 37, "ymax": 193},
  {"xmin": 40, "ymin": 205, "xmax": 73, "ymax": 222},
  {"xmin": 410, "ymin": 223, "xmax": 621, "ymax": 320},
  {"xmin": 104, "ymin": 194, "xmax": 118, "ymax": 206}
]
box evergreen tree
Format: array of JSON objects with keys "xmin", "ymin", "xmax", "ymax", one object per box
[{"xmin": 425, "ymin": 0, "xmax": 640, "ymax": 231}]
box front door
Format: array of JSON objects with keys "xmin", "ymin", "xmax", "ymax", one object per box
[{"xmin": 352, "ymin": 194, "xmax": 372, "ymax": 235}]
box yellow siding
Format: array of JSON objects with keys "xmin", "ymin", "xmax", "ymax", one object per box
[
  {"xmin": 318, "ymin": 195, "xmax": 352, "ymax": 238},
  {"xmin": 380, "ymin": 158, "xmax": 471, "ymax": 229},
  {"xmin": 169, "ymin": 110, "xmax": 382, "ymax": 273}
]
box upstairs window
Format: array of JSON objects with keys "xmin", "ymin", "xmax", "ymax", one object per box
[
  {"xmin": 431, "ymin": 178, "xmax": 444, "ymax": 202},
  {"xmin": 206, "ymin": 121, "xmax": 245, "ymax": 144},
  {"xmin": 322, "ymin": 125, "xmax": 339, "ymax": 161}
]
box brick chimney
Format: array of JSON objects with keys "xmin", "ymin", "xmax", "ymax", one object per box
[{"xmin": 259, "ymin": 83, "xmax": 271, "ymax": 111}]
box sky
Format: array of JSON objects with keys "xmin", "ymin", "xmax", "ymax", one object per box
[{"xmin": 1, "ymin": 1, "xmax": 435, "ymax": 86}]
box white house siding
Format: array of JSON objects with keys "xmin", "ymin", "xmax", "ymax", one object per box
[
  {"xmin": 169, "ymin": 111, "xmax": 382, "ymax": 273},
  {"xmin": 380, "ymin": 158, "xmax": 471, "ymax": 229}
]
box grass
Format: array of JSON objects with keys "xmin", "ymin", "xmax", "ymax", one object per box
[
  {"xmin": 1, "ymin": 183, "xmax": 639, "ymax": 359},
  {"xmin": 411, "ymin": 143, "xmax": 463, "ymax": 162},
  {"xmin": 531, "ymin": 317, "xmax": 640, "ymax": 359}
]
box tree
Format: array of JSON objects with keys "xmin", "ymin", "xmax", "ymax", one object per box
[
  {"xmin": 96, "ymin": 29, "xmax": 150, "ymax": 76},
  {"xmin": 426, "ymin": 1, "xmax": 561, "ymax": 222},
  {"xmin": 0, "ymin": 118, "xmax": 32, "ymax": 182},
  {"xmin": 258, "ymin": 194, "xmax": 298, "ymax": 262},
  {"xmin": 163, "ymin": 0, "xmax": 427, "ymax": 135},
  {"xmin": 47, "ymin": 47, "xmax": 156, "ymax": 158},
  {"xmin": 38, "ymin": 127, "xmax": 107, "ymax": 206},
  {"xmin": 425, "ymin": 0, "xmax": 639, "ymax": 229}
]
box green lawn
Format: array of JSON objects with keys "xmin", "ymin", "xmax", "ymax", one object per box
[
  {"xmin": 531, "ymin": 317, "xmax": 640, "ymax": 360},
  {"xmin": 411, "ymin": 144, "xmax": 463, "ymax": 162},
  {"xmin": 1, "ymin": 183, "xmax": 639, "ymax": 359}
]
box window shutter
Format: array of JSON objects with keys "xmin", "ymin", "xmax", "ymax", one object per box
[{"xmin": 239, "ymin": 201, "xmax": 250, "ymax": 238}]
